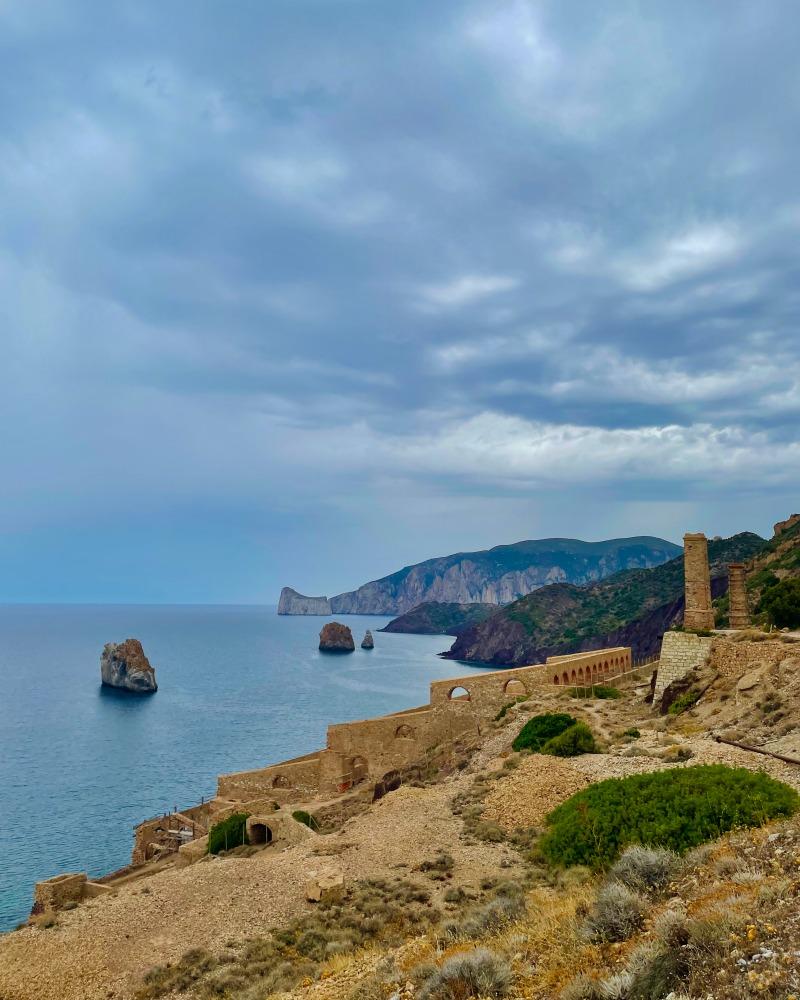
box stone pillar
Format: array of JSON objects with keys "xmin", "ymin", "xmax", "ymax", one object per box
[
  {"xmin": 683, "ymin": 532, "xmax": 715, "ymax": 631},
  {"xmin": 728, "ymin": 563, "xmax": 750, "ymax": 629}
]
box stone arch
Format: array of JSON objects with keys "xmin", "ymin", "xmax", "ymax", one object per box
[
  {"xmin": 571, "ymin": 670, "xmax": 577, "ymax": 682},
  {"xmin": 448, "ymin": 685, "xmax": 471, "ymax": 701},
  {"xmin": 577, "ymin": 666, "xmax": 584, "ymax": 682},
  {"xmin": 503, "ymin": 678, "xmax": 527, "ymax": 697},
  {"xmin": 271, "ymin": 774, "xmax": 291, "ymax": 789},
  {"xmin": 249, "ymin": 823, "xmax": 273, "ymax": 845},
  {"xmin": 553, "ymin": 674, "xmax": 560, "ymax": 685},
  {"xmin": 395, "ymin": 724, "xmax": 414, "ymax": 739},
  {"xmin": 562, "ymin": 671, "xmax": 569, "ymax": 684},
  {"xmin": 350, "ymin": 756, "xmax": 368, "ymax": 785}
]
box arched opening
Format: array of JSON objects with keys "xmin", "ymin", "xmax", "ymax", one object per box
[
  {"xmin": 562, "ymin": 671, "xmax": 569, "ymax": 684},
  {"xmin": 571, "ymin": 670, "xmax": 577, "ymax": 682},
  {"xmin": 250, "ymin": 823, "xmax": 273, "ymax": 845},
  {"xmin": 271, "ymin": 774, "xmax": 291, "ymax": 789},
  {"xmin": 577, "ymin": 667, "xmax": 584, "ymax": 682},
  {"xmin": 504, "ymin": 678, "xmax": 527, "ymax": 697},
  {"xmin": 350, "ymin": 756, "xmax": 368, "ymax": 785},
  {"xmin": 553, "ymin": 674, "xmax": 560, "ymax": 685},
  {"xmin": 395, "ymin": 724, "xmax": 414, "ymax": 739},
  {"xmin": 603, "ymin": 660, "xmax": 609, "ymax": 674},
  {"xmin": 448, "ymin": 686, "xmax": 471, "ymax": 701}
]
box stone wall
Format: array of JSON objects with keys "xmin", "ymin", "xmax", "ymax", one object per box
[
  {"xmin": 32, "ymin": 873, "xmax": 87, "ymax": 915},
  {"xmin": 217, "ymin": 751, "xmax": 322, "ymax": 803},
  {"xmin": 728, "ymin": 564, "xmax": 750, "ymax": 629},
  {"xmin": 652, "ymin": 631, "xmax": 713, "ymax": 701},
  {"xmin": 709, "ymin": 636, "xmax": 794, "ymax": 677}
]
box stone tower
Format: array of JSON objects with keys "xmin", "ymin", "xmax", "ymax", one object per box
[
  {"xmin": 683, "ymin": 532, "xmax": 715, "ymax": 631},
  {"xmin": 728, "ymin": 563, "xmax": 750, "ymax": 629}
]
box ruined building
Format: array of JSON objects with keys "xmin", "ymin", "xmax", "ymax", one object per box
[
  {"xmin": 728, "ymin": 562, "xmax": 750, "ymax": 630},
  {"xmin": 683, "ymin": 532, "xmax": 715, "ymax": 631}
]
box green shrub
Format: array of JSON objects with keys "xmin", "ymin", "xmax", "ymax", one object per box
[
  {"xmin": 207, "ymin": 812, "xmax": 250, "ymax": 855},
  {"xmin": 539, "ymin": 765, "xmax": 799, "ymax": 870},
  {"xmin": 292, "ymin": 810, "xmax": 320, "ymax": 831},
  {"xmin": 668, "ymin": 690, "xmax": 701, "ymax": 715},
  {"xmin": 760, "ymin": 578, "xmax": 800, "ymax": 629},
  {"xmin": 540, "ymin": 721, "xmax": 597, "ymax": 757},
  {"xmin": 512, "ymin": 712, "xmax": 576, "ymax": 752},
  {"xmin": 623, "ymin": 728, "xmax": 641, "ymax": 739},
  {"xmin": 568, "ymin": 685, "xmax": 621, "ymax": 700}
]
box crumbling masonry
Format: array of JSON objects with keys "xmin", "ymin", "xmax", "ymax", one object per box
[
  {"xmin": 683, "ymin": 532, "xmax": 715, "ymax": 631},
  {"xmin": 728, "ymin": 563, "xmax": 750, "ymax": 629}
]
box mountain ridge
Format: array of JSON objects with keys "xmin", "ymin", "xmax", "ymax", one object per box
[{"xmin": 278, "ymin": 535, "xmax": 682, "ymax": 616}]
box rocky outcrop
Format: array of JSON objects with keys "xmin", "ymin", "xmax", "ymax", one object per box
[
  {"xmin": 282, "ymin": 536, "xmax": 682, "ymax": 615},
  {"xmin": 361, "ymin": 630, "xmax": 374, "ymax": 649},
  {"xmin": 319, "ymin": 622, "xmax": 355, "ymax": 653},
  {"xmin": 278, "ymin": 588, "xmax": 332, "ymax": 615},
  {"xmin": 380, "ymin": 601, "xmax": 498, "ymax": 636},
  {"xmin": 445, "ymin": 533, "xmax": 766, "ymax": 666},
  {"xmin": 101, "ymin": 639, "xmax": 158, "ymax": 693}
]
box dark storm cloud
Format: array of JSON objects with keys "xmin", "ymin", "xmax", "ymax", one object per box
[{"xmin": 1, "ymin": 0, "xmax": 799, "ymax": 600}]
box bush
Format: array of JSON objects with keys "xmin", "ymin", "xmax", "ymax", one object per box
[
  {"xmin": 418, "ymin": 948, "xmax": 511, "ymax": 1000},
  {"xmin": 609, "ymin": 846, "xmax": 678, "ymax": 894},
  {"xmin": 494, "ymin": 696, "xmax": 528, "ymax": 721},
  {"xmin": 512, "ymin": 713, "xmax": 577, "ymax": 752},
  {"xmin": 541, "ymin": 721, "xmax": 597, "ymax": 757},
  {"xmin": 583, "ymin": 883, "xmax": 647, "ymax": 943},
  {"xmin": 207, "ymin": 812, "xmax": 249, "ymax": 855},
  {"xmin": 539, "ymin": 764, "xmax": 799, "ymax": 869},
  {"xmin": 668, "ymin": 690, "xmax": 700, "ymax": 715},
  {"xmin": 292, "ymin": 810, "xmax": 320, "ymax": 831},
  {"xmin": 760, "ymin": 578, "xmax": 800, "ymax": 629}
]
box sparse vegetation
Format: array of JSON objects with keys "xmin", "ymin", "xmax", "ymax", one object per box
[
  {"xmin": 207, "ymin": 812, "xmax": 249, "ymax": 855},
  {"xmin": 494, "ymin": 696, "xmax": 528, "ymax": 721},
  {"xmin": 540, "ymin": 765, "xmax": 799, "ymax": 869},
  {"xmin": 609, "ymin": 845, "xmax": 678, "ymax": 894},
  {"xmin": 667, "ymin": 689, "xmax": 701, "ymax": 715},
  {"xmin": 417, "ymin": 948, "xmax": 511, "ymax": 1000},
  {"xmin": 568, "ymin": 685, "xmax": 621, "ymax": 700},
  {"xmin": 582, "ymin": 882, "xmax": 647, "ymax": 942},
  {"xmin": 292, "ymin": 809, "xmax": 320, "ymax": 831}
]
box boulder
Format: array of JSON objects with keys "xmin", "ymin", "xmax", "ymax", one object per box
[
  {"xmin": 361, "ymin": 630, "xmax": 374, "ymax": 649},
  {"xmin": 319, "ymin": 622, "xmax": 355, "ymax": 653},
  {"xmin": 101, "ymin": 639, "xmax": 158, "ymax": 693},
  {"xmin": 306, "ymin": 871, "xmax": 345, "ymax": 903}
]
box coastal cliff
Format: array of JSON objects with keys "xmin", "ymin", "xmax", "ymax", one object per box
[
  {"xmin": 278, "ymin": 587, "xmax": 332, "ymax": 615},
  {"xmin": 280, "ymin": 536, "xmax": 682, "ymax": 615}
]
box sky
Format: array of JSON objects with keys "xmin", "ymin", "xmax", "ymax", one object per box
[{"xmin": 1, "ymin": 1, "xmax": 799, "ymax": 603}]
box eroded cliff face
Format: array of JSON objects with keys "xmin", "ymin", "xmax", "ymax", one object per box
[
  {"xmin": 283, "ymin": 537, "xmax": 683, "ymax": 616},
  {"xmin": 278, "ymin": 588, "xmax": 332, "ymax": 615}
]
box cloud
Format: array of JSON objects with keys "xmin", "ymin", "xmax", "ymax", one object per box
[{"xmin": 413, "ymin": 274, "xmax": 519, "ymax": 312}]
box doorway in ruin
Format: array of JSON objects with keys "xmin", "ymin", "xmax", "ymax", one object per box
[
  {"xmin": 504, "ymin": 678, "xmax": 527, "ymax": 697},
  {"xmin": 249, "ymin": 823, "xmax": 273, "ymax": 845}
]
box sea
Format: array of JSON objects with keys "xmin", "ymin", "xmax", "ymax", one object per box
[{"xmin": 0, "ymin": 604, "xmax": 494, "ymax": 932}]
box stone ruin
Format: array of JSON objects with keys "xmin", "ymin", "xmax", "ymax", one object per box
[
  {"xmin": 683, "ymin": 532, "xmax": 715, "ymax": 631},
  {"xmin": 728, "ymin": 562, "xmax": 751, "ymax": 630}
]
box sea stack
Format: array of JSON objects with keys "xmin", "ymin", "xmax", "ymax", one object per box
[
  {"xmin": 100, "ymin": 639, "xmax": 158, "ymax": 693},
  {"xmin": 361, "ymin": 630, "xmax": 374, "ymax": 649},
  {"xmin": 319, "ymin": 622, "xmax": 355, "ymax": 653}
]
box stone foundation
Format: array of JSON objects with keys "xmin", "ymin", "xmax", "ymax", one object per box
[{"xmin": 652, "ymin": 631, "xmax": 713, "ymax": 702}]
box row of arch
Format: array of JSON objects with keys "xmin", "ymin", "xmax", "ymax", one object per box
[
  {"xmin": 447, "ymin": 676, "xmax": 528, "ymax": 702},
  {"xmin": 551, "ymin": 655, "xmax": 627, "ymax": 685}
]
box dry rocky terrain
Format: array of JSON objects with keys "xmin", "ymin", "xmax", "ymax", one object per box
[{"xmin": 3, "ymin": 648, "xmax": 800, "ymax": 1000}]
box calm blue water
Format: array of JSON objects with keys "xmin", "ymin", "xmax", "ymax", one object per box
[{"xmin": 0, "ymin": 605, "xmax": 491, "ymax": 932}]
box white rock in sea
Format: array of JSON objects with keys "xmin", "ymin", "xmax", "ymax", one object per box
[{"xmin": 100, "ymin": 639, "xmax": 158, "ymax": 693}]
